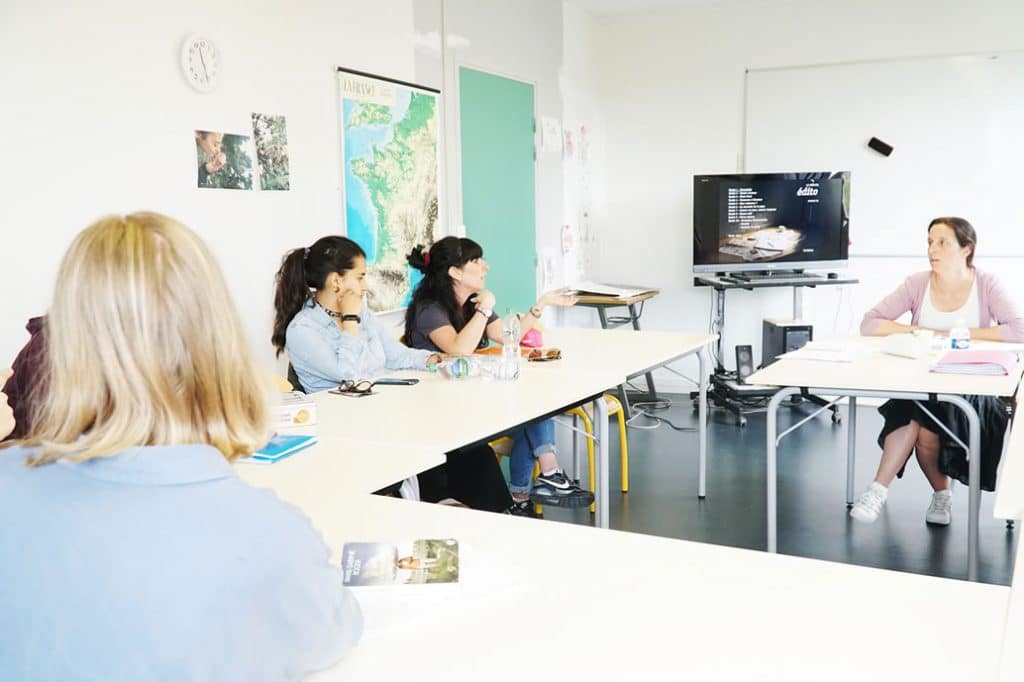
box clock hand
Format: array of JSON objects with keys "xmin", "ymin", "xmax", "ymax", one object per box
[{"xmin": 198, "ymin": 46, "xmax": 209, "ymax": 81}]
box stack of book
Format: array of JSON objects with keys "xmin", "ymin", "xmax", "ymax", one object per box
[
  {"xmin": 930, "ymin": 350, "xmax": 1019, "ymax": 376},
  {"xmin": 250, "ymin": 433, "xmax": 318, "ymax": 463}
]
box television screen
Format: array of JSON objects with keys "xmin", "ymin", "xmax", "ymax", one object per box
[{"xmin": 693, "ymin": 172, "xmax": 849, "ymax": 273}]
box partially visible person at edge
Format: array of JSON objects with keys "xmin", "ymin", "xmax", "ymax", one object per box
[
  {"xmin": 404, "ymin": 236, "xmax": 594, "ymax": 515},
  {"xmin": 271, "ymin": 235, "xmax": 515, "ymax": 513},
  {"xmin": 1, "ymin": 316, "xmax": 45, "ymax": 440},
  {"xmin": 851, "ymin": 216, "xmax": 1024, "ymax": 526},
  {"xmin": 0, "ymin": 368, "xmax": 15, "ymax": 440},
  {"xmin": 0, "ymin": 213, "xmax": 361, "ymax": 681}
]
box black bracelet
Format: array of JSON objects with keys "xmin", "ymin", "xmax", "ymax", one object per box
[{"xmin": 341, "ymin": 314, "xmax": 361, "ymax": 323}]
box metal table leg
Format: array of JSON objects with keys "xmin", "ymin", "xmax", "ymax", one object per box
[
  {"xmin": 766, "ymin": 386, "xmax": 802, "ymax": 552},
  {"xmin": 846, "ymin": 397, "xmax": 857, "ymax": 507},
  {"xmin": 629, "ymin": 302, "xmax": 658, "ymax": 401},
  {"xmin": 937, "ymin": 395, "xmax": 981, "ymax": 581},
  {"xmin": 698, "ymin": 347, "xmax": 709, "ymax": 499},
  {"xmin": 593, "ymin": 394, "xmax": 611, "ymax": 529}
]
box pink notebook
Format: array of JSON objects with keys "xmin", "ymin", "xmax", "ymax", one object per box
[{"xmin": 930, "ymin": 350, "xmax": 1019, "ymax": 376}]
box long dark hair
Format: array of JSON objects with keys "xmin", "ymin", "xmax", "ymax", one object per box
[
  {"xmin": 404, "ymin": 236, "xmax": 484, "ymax": 342},
  {"xmin": 928, "ymin": 216, "xmax": 976, "ymax": 267},
  {"xmin": 272, "ymin": 236, "xmax": 366, "ymax": 356}
]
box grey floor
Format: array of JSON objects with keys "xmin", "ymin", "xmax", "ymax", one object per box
[{"xmin": 542, "ymin": 394, "xmax": 1019, "ymax": 586}]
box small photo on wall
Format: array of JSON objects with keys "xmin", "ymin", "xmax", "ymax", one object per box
[
  {"xmin": 251, "ymin": 113, "xmax": 291, "ymax": 191},
  {"xmin": 194, "ymin": 130, "xmax": 254, "ymax": 190}
]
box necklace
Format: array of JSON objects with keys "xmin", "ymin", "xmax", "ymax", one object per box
[{"xmin": 314, "ymin": 297, "xmax": 345, "ymax": 319}]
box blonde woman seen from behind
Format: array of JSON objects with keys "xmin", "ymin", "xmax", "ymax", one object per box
[{"xmin": 0, "ymin": 213, "xmax": 361, "ymax": 681}]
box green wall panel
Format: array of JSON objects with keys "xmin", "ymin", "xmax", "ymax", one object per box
[{"xmin": 458, "ymin": 67, "xmax": 536, "ymax": 314}]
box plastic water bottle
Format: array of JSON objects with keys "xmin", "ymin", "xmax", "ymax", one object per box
[
  {"xmin": 500, "ymin": 309, "xmax": 521, "ymax": 381},
  {"xmin": 435, "ymin": 356, "xmax": 478, "ymax": 380},
  {"xmin": 950, "ymin": 318, "xmax": 971, "ymax": 350}
]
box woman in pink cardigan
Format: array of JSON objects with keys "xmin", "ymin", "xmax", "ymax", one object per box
[{"xmin": 853, "ymin": 217, "xmax": 1024, "ymax": 524}]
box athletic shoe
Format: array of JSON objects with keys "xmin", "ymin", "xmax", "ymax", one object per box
[
  {"xmin": 529, "ymin": 469, "xmax": 595, "ymax": 509},
  {"xmin": 504, "ymin": 499, "xmax": 540, "ymax": 518},
  {"xmin": 925, "ymin": 489, "xmax": 953, "ymax": 526},
  {"xmin": 534, "ymin": 468, "xmax": 575, "ymax": 492},
  {"xmin": 850, "ymin": 482, "xmax": 888, "ymax": 523}
]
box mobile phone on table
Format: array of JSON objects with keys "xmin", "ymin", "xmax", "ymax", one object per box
[{"xmin": 373, "ymin": 377, "xmax": 419, "ymax": 386}]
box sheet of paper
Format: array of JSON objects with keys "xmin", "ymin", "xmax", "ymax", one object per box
[
  {"xmin": 540, "ymin": 116, "xmax": 562, "ymax": 153},
  {"xmin": 778, "ymin": 347, "xmax": 856, "ymax": 363},
  {"xmin": 569, "ymin": 280, "xmax": 656, "ymax": 298}
]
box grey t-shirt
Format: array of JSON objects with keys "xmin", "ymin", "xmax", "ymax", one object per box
[{"xmin": 407, "ymin": 302, "xmax": 498, "ymax": 353}]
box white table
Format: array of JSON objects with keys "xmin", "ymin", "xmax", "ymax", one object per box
[
  {"xmin": 993, "ymin": 392, "xmax": 1024, "ymax": 522},
  {"xmin": 995, "ymin": 393, "xmax": 1024, "ymax": 681},
  {"xmin": 254, "ymin": 328, "xmax": 714, "ymax": 528},
  {"xmin": 749, "ymin": 337, "xmax": 1024, "ymax": 581},
  {"xmin": 237, "ymin": 432, "xmax": 443, "ymax": 499},
  {"xmin": 294, "ymin": 495, "xmax": 1008, "ymax": 682}
]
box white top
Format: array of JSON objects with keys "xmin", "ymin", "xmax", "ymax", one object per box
[{"xmin": 919, "ymin": 278, "xmax": 980, "ymax": 331}]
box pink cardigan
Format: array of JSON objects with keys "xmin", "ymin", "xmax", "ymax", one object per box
[{"xmin": 861, "ymin": 269, "xmax": 1024, "ymax": 342}]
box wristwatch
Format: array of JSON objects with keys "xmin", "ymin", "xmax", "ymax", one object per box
[
  {"xmin": 476, "ymin": 307, "xmax": 492, "ymax": 319},
  {"xmin": 341, "ymin": 314, "xmax": 361, "ymax": 323},
  {"xmin": 529, "ymin": 305, "xmax": 543, "ymax": 318}
]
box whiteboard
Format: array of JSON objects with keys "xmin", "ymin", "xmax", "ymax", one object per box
[{"xmin": 744, "ymin": 52, "xmax": 1024, "ymax": 258}]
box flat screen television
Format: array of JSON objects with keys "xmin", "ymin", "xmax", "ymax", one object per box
[{"xmin": 692, "ymin": 171, "xmax": 850, "ymax": 274}]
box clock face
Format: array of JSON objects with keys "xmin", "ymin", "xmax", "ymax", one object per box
[{"xmin": 181, "ymin": 35, "xmax": 219, "ymax": 93}]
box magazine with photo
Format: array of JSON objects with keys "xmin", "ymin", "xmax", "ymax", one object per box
[{"xmin": 341, "ymin": 539, "xmax": 459, "ymax": 586}]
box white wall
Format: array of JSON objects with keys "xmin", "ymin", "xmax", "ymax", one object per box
[
  {"xmin": 591, "ymin": 0, "xmax": 1024, "ymax": 391},
  {"xmin": 439, "ymin": 0, "xmax": 566, "ymax": 294},
  {"xmin": 0, "ymin": 0, "xmax": 422, "ymax": 368},
  {"xmin": 0, "ymin": 0, "xmax": 585, "ymax": 374}
]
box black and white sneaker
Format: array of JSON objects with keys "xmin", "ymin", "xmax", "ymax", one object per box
[
  {"xmin": 529, "ymin": 469, "xmax": 594, "ymax": 508},
  {"xmin": 504, "ymin": 499, "xmax": 540, "ymax": 518}
]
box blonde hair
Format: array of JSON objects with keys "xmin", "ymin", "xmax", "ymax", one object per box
[{"xmin": 24, "ymin": 212, "xmax": 268, "ymax": 465}]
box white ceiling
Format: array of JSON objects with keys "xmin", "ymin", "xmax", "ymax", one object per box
[{"xmin": 566, "ymin": 0, "xmax": 713, "ymax": 15}]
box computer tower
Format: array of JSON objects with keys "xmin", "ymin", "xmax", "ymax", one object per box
[{"xmin": 762, "ymin": 319, "xmax": 813, "ymax": 366}]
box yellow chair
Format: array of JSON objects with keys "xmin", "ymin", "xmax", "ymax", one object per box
[{"xmin": 566, "ymin": 394, "xmax": 629, "ymax": 514}]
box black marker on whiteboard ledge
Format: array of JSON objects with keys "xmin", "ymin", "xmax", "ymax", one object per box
[{"xmin": 868, "ymin": 137, "xmax": 894, "ymax": 157}]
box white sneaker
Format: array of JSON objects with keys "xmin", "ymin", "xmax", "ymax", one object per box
[
  {"xmin": 925, "ymin": 489, "xmax": 953, "ymax": 526},
  {"xmin": 850, "ymin": 482, "xmax": 888, "ymax": 523}
]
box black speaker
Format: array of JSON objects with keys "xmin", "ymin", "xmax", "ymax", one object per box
[{"xmin": 735, "ymin": 344, "xmax": 754, "ymax": 384}]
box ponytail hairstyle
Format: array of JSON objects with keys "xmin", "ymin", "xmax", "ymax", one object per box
[
  {"xmin": 272, "ymin": 236, "xmax": 366, "ymax": 356},
  {"xmin": 404, "ymin": 236, "xmax": 484, "ymax": 342}
]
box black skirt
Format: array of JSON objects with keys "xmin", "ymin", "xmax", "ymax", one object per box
[{"xmin": 876, "ymin": 397, "xmax": 1010, "ymax": 492}]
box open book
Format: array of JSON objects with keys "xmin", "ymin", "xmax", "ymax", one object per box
[
  {"xmin": 930, "ymin": 349, "xmax": 1019, "ymax": 376},
  {"xmin": 342, "ymin": 539, "xmax": 459, "ymax": 586},
  {"xmin": 569, "ymin": 281, "xmax": 658, "ymax": 299}
]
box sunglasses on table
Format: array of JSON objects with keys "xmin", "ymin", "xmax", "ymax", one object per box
[
  {"xmin": 328, "ymin": 377, "xmax": 421, "ymax": 396},
  {"xmin": 328, "ymin": 380, "xmax": 375, "ymax": 397}
]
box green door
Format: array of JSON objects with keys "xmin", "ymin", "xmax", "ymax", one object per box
[{"xmin": 459, "ymin": 67, "xmax": 536, "ymax": 313}]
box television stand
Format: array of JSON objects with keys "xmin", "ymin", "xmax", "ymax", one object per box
[
  {"xmin": 730, "ymin": 270, "xmax": 821, "ymax": 283},
  {"xmin": 692, "ymin": 273, "xmax": 859, "ymax": 427}
]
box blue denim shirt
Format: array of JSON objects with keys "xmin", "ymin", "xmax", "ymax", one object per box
[
  {"xmin": 286, "ymin": 298, "xmax": 432, "ymax": 393},
  {"xmin": 0, "ymin": 444, "xmax": 362, "ymax": 682}
]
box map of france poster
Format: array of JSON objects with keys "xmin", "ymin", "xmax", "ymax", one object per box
[{"xmin": 338, "ymin": 68, "xmax": 440, "ymax": 312}]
